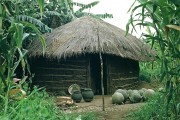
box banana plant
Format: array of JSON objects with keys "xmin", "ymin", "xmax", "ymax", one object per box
[
  {"xmin": 41, "ymin": 0, "xmax": 113, "ymax": 28},
  {"xmin": 0, "ymin": 2, "xmax": 48, "ymax": 115},
  {"xmin": 73, "ymin": 1, "xmax": 113, "ymax": 19},
  {"xmin": 41, "ymin": 0, "xmax": 75, "ymax": 28},
  {"xmin": 0, "ymin": 0, "xmax": 50, "ymax": 115}
]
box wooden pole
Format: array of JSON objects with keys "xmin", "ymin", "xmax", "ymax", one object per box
[{"xmin": 97, "ymin": 27, "xmax": 105, "ymax": 111}]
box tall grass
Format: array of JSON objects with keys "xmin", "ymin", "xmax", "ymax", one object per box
[
  {"xmin": 59, "ymin": 112, "xmax": 97, "ymax": 120},
  {"xmin": 0, "ymin": 87, "xmax": 59, "ymax": 120},
  {"xmin": 0, "ymin": 86, "xmax": 97, "ymax": 120},
  {"xmin": 139, "ymin": 62, "xmax": 161, "ymax": 83},
  {"xmin": 129, "ymin": 92, "xmax": 179, "ymax": 120},
  {"xmin": 127, "ymin": 0, "xmax": 180, "ymax": 118}
]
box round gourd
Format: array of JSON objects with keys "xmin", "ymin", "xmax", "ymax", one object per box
[
  {"xmin": 127, "ymin": 89, "xmax": 133, "ymax": 96},
  {"xmin": 129, "ymin": 90, "xmax": 139, "ymax": 97},
  {"xmin": 148, "ymin": 89, "xmax": 155, "ymax": 93},
  {"xmin": 133, "ymin": 90, "xmax": 139, "ymax": 94},
  {"xmin": 143, "ymin": 89, "xmax": 155, "ymax": 100},
  {"xmin": 112, "ymin": 92, "xmax": 124, "ymax": 105},
  {"xmin": 115, "ymin": 89, "xmax": 128, "ymax": 102},
  {"xmin": 158, "ymin": 87, "xmax": 165, "ymax": 93},
  {"xmin": 123, "ymin": 89, "xmax": 128, "ymax": 93},
  {"xmin": 130, "ymin": 93, "xmax": 142, "ymax": 103},
  {"xmin": 129, "ymin": 91, "xmax": 142, "ymax": 103},
  {"xmin": 141, "ymin": 88, "xmax": 147, "ymax": 92},
  {"xmin": 138, "ymin": 89, "xmax": 144, "ymax": 96}
]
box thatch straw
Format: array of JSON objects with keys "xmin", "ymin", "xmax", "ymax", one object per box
[{"xmin": 28, "ymin": 16, "xmax": 156, "ymax": 61}]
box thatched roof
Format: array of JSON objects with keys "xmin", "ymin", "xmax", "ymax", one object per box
[{"xmin": 29, "ymin": 16, "xmax": 156, "ymax": 61}]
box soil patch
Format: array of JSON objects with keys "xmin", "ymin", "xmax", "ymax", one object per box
[
  {"xmin": 60, "ymin": 95, "xmax": 145, "ymax": 120},
  {"xmin": 55, "ymin": 81, "xmax": 161, "ymax": 119}
]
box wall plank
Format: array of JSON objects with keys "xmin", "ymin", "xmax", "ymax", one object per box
[{"xmin": 31, "ymin": 56, "xmax": 89, "ymax": 95}]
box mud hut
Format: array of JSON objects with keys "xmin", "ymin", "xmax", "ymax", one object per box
[{"xmin": 28, "ymin": 16, "xmax": 156, "ymax": 95}]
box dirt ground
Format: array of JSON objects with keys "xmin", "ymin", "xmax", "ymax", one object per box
[
  {"xmin": 56, "ymin": 81, "xmax": 162, "ymax": 120},
  {"xmin": 66, "ymin": 95, "xmax": 145, "ymax": 120}
]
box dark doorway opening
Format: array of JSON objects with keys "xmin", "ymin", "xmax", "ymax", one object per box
[
  {"xmin": 103, "ymin": 55, "xmax": 107, "ymax": 95},
  {"xmin": 90, "ymin": 54, "xmax": 107, "ymax": 95}
]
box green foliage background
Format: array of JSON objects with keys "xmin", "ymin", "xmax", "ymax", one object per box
[
  {"xmin": 127, "ymin": 0, "xmax": 180, "ymax": 118},
  {"xmin": 1, "ymin": 0, "xmax": 179, "ymax": 119},
  {"xmin": 0, "ymin": 0, "xmax": 110, "ymax": 119}
]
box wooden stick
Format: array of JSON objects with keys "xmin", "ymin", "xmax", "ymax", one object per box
[{"xmin": 97, "ymin": 27, "xmax": 105, "ymax": 111}]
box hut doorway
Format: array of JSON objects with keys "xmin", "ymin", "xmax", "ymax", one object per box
[{"xmin": 90, "ymin": 54, "xmax": 107, "ymax": 95}]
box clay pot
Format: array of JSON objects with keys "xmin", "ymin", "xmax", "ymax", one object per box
[
  {"xmin": 71, "ymin": 91, "xmax": 82, "ymax": 103},
  {"xmin": 82, "ymin": 88, "xmax": 94, "ymax": 102},
  {"xmin": 112, "ymin": 92, "xmax": 124, "ymax": 105}
]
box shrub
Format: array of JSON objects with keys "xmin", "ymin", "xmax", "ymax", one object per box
[
  {"xmin": 0, "ymin": 86, "xmax": 98, "ymax": 120},
  {"xmin": 0, "ymin": 87, "xmax": 59, "ymax": 120},
  {"xmin": 139, "ymin": 70, "xmax": 151, "ymax": 83},
  {"xmin": 129, "ymin": 92, "xmax": 179, "ymax": 120},
  {"xmin": 139, "ymin": 63, "xmax": 161, "ymax": 83}
]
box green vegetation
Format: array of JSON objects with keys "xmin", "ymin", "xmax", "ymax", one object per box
[
  {"xmin": 0, "ymin": 0, "xmax": 113, "ymax": 95},
  {"xmin": 0, "ymin": 0, "xmax": 106, "ymax": 119},
  {"xmin": 127, "ymin": 0, "xmax": 180, "ymax": 119},
  {"xmin": 129, "ymin": 92, "xmax": 168, "ymax": 120},
  {"xmin": 139, "ymin": 62, "xmax": 161, "ymax": 83},
  {"xmin": 130, "ymin": 91, "xmax": 180, "ymax": 119},
  {"xmin": 0, "ymin": 86, "xmax": 97, "ymax": 120},
  {"xmin": 1, "ymin": 0, "xmax": 178, "ymax": 119},
  {"xmin": 59, "ymin": 112, "xmax": 97, "ymax": 120},
  {"xmin": 0, "ymin": 87, "xmax": 59, "ymax": 120}
]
